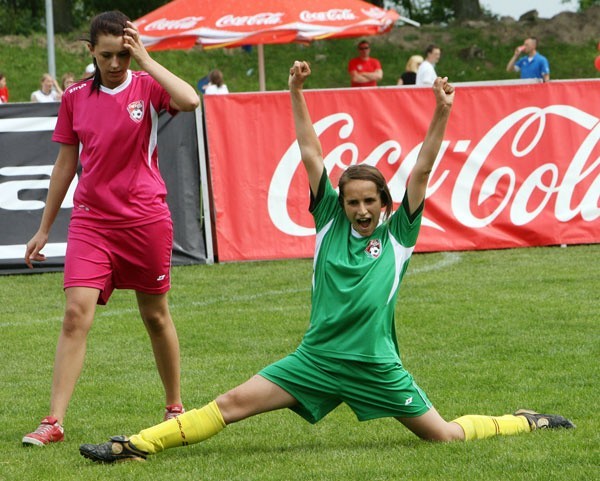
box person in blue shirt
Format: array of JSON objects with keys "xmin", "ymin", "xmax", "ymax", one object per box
[{"xmin": 506, "ymin": 36, "xmax": 550, "ymax": 82}]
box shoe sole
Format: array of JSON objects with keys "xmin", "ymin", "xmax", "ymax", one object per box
[
  {"xmin": 514, "ymin": 409, "xmax": 576, "ymax": 429},
  {"xmin": 79, "ymin": 449, "xmax": 146, "ymax": 463},
  {"xmin": 514, "ymin": 409, "xmax": 537, "ymax": 416},
  {"xmin": 22, "ymin": 436, "xmax": 64, "ymax": 447}
]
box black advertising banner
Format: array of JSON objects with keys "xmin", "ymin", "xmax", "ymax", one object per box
[{"xmin": 0, "ymin": 103, "xmax": 207, "ymax": 274}]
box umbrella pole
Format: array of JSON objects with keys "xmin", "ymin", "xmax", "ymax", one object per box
[{"xmin": 258, "ymin": 44, "xmax": 266, "ymax": 91}]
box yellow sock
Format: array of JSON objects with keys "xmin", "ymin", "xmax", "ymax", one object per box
[
  {"xmin": 452, "ymin": 414, "xmax": 530, "ymax": 441},
  {"xmin": 129, "ymin": 401, "xmax": 226, "ymax": 454}
]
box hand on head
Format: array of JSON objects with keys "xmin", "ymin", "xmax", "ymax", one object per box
[
  {"xmin": 123, "ymin": 21, "xmax": 148, "ymax": 62},
  {"xmin": 288, "ymin": 61, "xmax": 311, "ymax": 91},
  {"xmin": 433, "ymin": 76, "xmax": 455, "ymax": 107}
]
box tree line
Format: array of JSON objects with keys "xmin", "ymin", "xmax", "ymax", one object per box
[{"xmin": 0, "ymin": 0, "xmax": 597, "ymax": 35}]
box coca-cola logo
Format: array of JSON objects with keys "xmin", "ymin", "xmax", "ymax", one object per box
[
  {"xmin": 299, "ymin": 9, "xmax": 357, "ymax": 23},
  {"xmin": 268, "ymin": 106, "xmax": 600, "ymax": 237},
  {"xmin": 216, "ymin": 12, "xmax": 284, "ymax": 28},
  {"xmin": 361, "ymin": 7, "xmax": 386, "ymax": 20},
  {"xmin": 143, "ymin": 16, "xmax": 204, "ymax": 31}
]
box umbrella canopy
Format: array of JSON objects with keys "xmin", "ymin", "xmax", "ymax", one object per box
[{"xmin": 134, "ymin": 0, "xmax": 400, "ymax": 90}]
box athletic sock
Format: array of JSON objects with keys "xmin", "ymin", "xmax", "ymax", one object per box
[
  {"xmin": 129, "ymin": 400, "xmax": 226, "ymax": 454},
  {"xmin": 452, "ymin": 414, "xmax": 530, "ymax": 441}
]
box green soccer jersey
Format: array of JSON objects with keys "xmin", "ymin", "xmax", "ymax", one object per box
[{"xmin": 298, "ymin": 170, "xmax": 423, "ymax": 363}]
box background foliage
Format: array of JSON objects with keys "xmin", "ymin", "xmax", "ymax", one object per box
[{"xmin": 1, "ymin": 1, "xmax": 599, "ymax": 35}]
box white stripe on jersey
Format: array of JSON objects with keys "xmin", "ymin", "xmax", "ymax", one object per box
[
  {"xmin": 312, "ymin": 218, "xmax": 334, "ymax": 291},
  {"xmin": 149, "ymin": 103, "xmax": 159, "ymax": 168},
  {"xmin": 387, "ymin": 232, "xmax": 415, "ymax": 304}
]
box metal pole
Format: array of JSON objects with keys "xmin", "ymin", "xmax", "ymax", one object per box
[
  {"xmin": 258, "ymin": 44, "xmax": 266, "ymax": 91},
  {"xmin": 45, "ymin": 0, "xmax": 56, "ymax": 78}
]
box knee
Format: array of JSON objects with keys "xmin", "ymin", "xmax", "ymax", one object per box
[
  {"xmin": 419, "ymin": 424, "xmax": 464, "ymax": 442},
  {"xmin": 215, "ymin": 389, "xmax": 246, "ymax": 424},
  {"xmin": 142, "ymin": 312, "xmax": 173, "ymax": 334},
  {"xmin": 62, "ymin": 303, "xmax": 93, "ymax": 337}
]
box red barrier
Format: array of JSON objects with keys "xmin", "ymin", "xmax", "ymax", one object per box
[{"xmin": 204, "ymin": 81, "xmax": 600, "ymax": 262}]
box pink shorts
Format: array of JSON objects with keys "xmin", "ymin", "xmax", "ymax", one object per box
[{"xmin": 64, "ymin": 218, "xmax": 173, "ymax": 305}]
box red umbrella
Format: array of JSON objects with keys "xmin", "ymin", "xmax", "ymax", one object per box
[{"xmin": 134, "ymin": 0, "xmax": 401, "ymax": 90}]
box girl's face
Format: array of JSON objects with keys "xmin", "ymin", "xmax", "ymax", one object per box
[
  {"xmin": 41, "ymin": 76, "xmax": 53, "ymax": 93},
  {"xmin": 341, "ymin": 179, "xmax": 383, "ymax": 237},
  {"xmin": 89, "ymin": 33, "xmax": 132, "ymax": 89}
]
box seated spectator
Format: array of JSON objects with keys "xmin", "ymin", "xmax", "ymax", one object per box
[
  {"xmin": 397, "ymin": 55, "xmax": 423, "ymax": 86},
  {"xmin": 204, "ymin": 69, "xmax": 229, "ymax": 95},
  {"xmin": 0, "ymin": 72, "xmax": 8, "ymax": 103},
  {"xmin": 31, "ymin": 73, "xmax": 62, "ymax": 102},
  {"xmin": 62, "ymin": 72, "xmax": 76, "ymax": 90}
]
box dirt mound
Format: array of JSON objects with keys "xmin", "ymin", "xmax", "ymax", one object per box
[{"xmin": 386, "ymin": 4, "xmax": 600, "ymax": 50}]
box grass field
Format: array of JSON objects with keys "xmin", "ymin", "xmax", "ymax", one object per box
[{"xmin": 0, "ymin": 245, "xmax": 598, "ymax": 481}]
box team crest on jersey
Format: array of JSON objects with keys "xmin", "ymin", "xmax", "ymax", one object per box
[
  {"xmin": 365, "ymin": 239, "xmax": 382, "ymax": 259},
  {"xmin": 127, "ymin": 100, "xmax": 144, "ymax": 123}
]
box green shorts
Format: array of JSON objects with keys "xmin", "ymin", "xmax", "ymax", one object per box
[{"xmin": 258, "ymin": 348, "xmax": 432, "ymax": 424}]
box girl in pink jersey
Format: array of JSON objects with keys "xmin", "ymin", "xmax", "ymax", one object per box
[{"xmin": 22, "ymin": 10, "xmax": 200, "ymax": 447}]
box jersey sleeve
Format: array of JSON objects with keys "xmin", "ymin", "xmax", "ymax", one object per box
[
  {"xmin": 147, "ymin": 75, "xmax": 178, "ymax": 116},
  {"xmin": 310, "ymin": 169, "xmax": 342, "ymax": 232},
  {"xmin": 347, "ymin": 58, "xmax": 357, "ymax": 73},
  {"xmin": 387, "ymin": 192, "xmax": 423, "ymax": 248},
  {"xmin": 541, "ymin": 56, "xmax": 550, "ymax": 75},
  {"xmin": 52, "ymin": 92, "xmax": 78, "ymax": 145}
]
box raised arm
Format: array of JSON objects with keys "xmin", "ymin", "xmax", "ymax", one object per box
[
  {"xmin": 124, "ymin": 22, "xmax": 199, "ymax": 112},
  {"xmin": 506, "ymin": 46, "xmax": 522, "ymax": 72},
  {"xmin": 289, "ymin": 61, "xmax": 324, "ymax": 196},
  {"xmin": 406, "ymin": 77, "xmax": 454, "ymax": 215}
]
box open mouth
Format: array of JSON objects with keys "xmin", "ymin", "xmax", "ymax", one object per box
[{"xmin": 356, "ymin": 218, "xmax": 371, "ymax": 229}]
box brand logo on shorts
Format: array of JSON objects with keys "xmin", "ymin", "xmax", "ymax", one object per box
[
  {"xmin": 156, "ymin": 274, "xmax": 166, "ymax": 281},
  {"xmin": 127, "ymin": 100, "xmax": 144, "ymax": 123},
  {"xmin": 364, "ymin": 239, "xmax": 382, "ymax": 259},
  {"xmin": 404, "ymin": 397, "xmax": 413, "ymax": 405}
]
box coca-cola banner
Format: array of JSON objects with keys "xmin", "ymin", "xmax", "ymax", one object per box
[{"xmin": 204, "ymin": 80, "xmax": 600, "ymax": 262}]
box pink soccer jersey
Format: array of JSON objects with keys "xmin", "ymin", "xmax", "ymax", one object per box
[{"xmin": 53, "ymin": 70, "xmax": 178, "ymax": 227}]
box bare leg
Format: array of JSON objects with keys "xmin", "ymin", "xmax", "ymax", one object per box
[
  {"xmin": 396, "ymin": 407, "xmax": 465, "ymax": 442},
  {"xmin": 117, "ymin": 375, "xmax": 297, "ymax": 455},
  {"xmin": 136, "ymin": 291, "xmax": 181, "ymax": 406},
  {"xmin": 49, "ymin": 287, "xmax": 100, "ymax": 424},
  {"xmin": 216, "ymin": 374, "xmax": 299, "ymax": 424}
]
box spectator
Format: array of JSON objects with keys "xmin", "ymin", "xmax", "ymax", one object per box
[
  {"xmin": 397, "ymin": 55, "xmax": 424, "ymax": 86},
  {"xmin": 31, "ymin": 73, "xmax": 62, "ymax": 102},
  {"xmin": 348, "ymin": 40, "xmax": 383, "ymax": 87},
  {"xmin": 61, "ymin": 72, "xmax": 76, "ymax": 90},
  {"xmin": 416, "ymin": 45, "xmax": 441, "ymax": 86},
  {"xmin": 83, "ymin": 62, "xmax": 95, "ymax": 79},
  {"xmin": 204, "ymin": 69, "xmax": 229, "ymax": 95},
  {"xmin": 506, "ymin": 37, "xmax": 550, "ymax": 82},
  {"xmin": 0, "ymin": 72, "xmax": 8, "ymax": 103}
]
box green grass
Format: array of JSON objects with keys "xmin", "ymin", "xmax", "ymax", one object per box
[
  {"xmin": 1, "ymin": 245, "xmax": 598, "ymax": 480},
  {"xmin": 2, "ymin": 20, "xmax": 599, "ymax": 103}
]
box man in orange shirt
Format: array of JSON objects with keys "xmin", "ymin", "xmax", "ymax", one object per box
[{"xmin": 348, "ymin": 40, "xmax": 383, "ymax": 87}]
